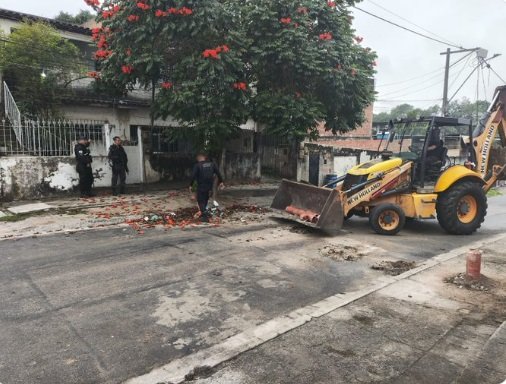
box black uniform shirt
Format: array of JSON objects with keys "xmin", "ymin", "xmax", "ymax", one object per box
[
  {"xmin": 108, "ymin": 144, "xmax": 128, "ymax": 167},
  {"xmin": 189, "ymin": 161, "xmax": 224, "ymax": 190},
  {"xmin": 74, "ymin": 143, "xmax": 92, "ymax": 170}
]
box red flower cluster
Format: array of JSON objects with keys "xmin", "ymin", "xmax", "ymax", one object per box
[
  {"xmin": 155, "ymin": 7, "xmax": 193, "ymax": 17},
  {"xmin": 327, "ymin": 1, "xmax": 336, "ymax": 7},
  {"xmin": 202, "ymin": 45, "xmax": 230, "ymax": 59},
  {"xmin": 280, "ymin": 17, "xmax": 291, "ymax": 24},
  {"xmin": 87, "ymin": 71, "xmax": 101, "ymax": 79},
  {"xmin": 297, "ymin": 7, "xmax": 308, "ymax": 14},
  {"xmin": 121, "ymin": 65, "xmax": 134, "ymax": 74},
  {"xmin": 232, "ymin": 82, "xmax": 247, "ymax": 91},
  {"xmin": 295, "ymin": 91, "xmax": 302, "ymax": 98},
  {"xmin": 128, "ymin": 14, "xmax": 140, "ymax": 22},
  {"xmin": 161, "ymin": 82, "xmax": 173, "ymax": 89},
  {"xmin": 351, "ymin": 68, "xmax": 357, "ymax": 77},
  {"xmin": 354, "ymin": 36, "xmax": 363, "ymax": 43},
  {"xmin": 125, "ymin": 48, "xmax": 132, "ymax": 56},
  {"xmin": 91, "ymin": 27, "xmax": 108, "ymax": 41},
  {"xmin": 102, "ymin": 5, "xmax": 120, "ymax": 19},
  {"xmin": 97, "ymin": 35, "xmax": 108, "ymax": 49},
  {"xmin": 84, "ymin": 0, "xmax": 100, "ymax": 7},
  {"xmin": 319, "ymin": 32, "xmax": 333, "ymax": 41},
  {"xmin": 137, "ymin": 2, "xmax": 150, "ymax": 11},
  {"xmin": 95, "ymin": 50, "xmax": 112, "ymax": 59}
]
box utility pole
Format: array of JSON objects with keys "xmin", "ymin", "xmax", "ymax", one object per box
[
  {"xmin": 442, "ymin": 48, "xmax": 451, "ymax": 117},
  {"xmin": 440, "ymin": 47, "xmax": 481, "ymax": 116}
]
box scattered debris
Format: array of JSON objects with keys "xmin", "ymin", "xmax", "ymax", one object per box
[
  {"xmin": 371, "ymin": 260, "xmax": 416, "ymax": 276},
  {"xmin": 285, "ymin": 205, "xmax": 319, "ymax": 223},
  {"xmin": 123, "ymin": 205, "xmax": 269, "ymax": 235},
  {"xmin": 320, "ymin": 245, "xmax": 363, "ymax": 262},
  {"xmin": 444, "ymin": 273, "xmax": 494, "ymax": 292}
]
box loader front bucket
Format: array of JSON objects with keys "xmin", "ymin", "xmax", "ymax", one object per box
[{"xmin": 271, "ymin": 179, "xmax": 344, "ymax": 233}]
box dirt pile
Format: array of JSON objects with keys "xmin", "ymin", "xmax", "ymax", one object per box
[
  {"xmin": 320, "ymin": 245, "xmax": 364, "ymax": 262},
  {"xmin": 444, "ymin": 273, "xmax": 495, "ymax": 292},
  {"xmin": 371, "ymin": 260, "xmax": 417, "ymax": 276}
]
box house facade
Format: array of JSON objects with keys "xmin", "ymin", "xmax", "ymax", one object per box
[{"xmin": 0, "ymin": 8, "xmax": 260, "ymax": 200}]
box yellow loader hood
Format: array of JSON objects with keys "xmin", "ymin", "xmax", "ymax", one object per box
[{"xmin": 348, "ymin": 157, "xmax": 403, "ymax": 177}]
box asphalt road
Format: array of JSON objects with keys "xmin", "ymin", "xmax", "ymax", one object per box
[{"xmin": 0, "ymin": 194, "xmax": 505, "ymax": 384}]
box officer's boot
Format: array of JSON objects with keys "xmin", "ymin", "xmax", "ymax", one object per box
[
  {"xmin": 112, "ymin": 187, "xmax": 118, "ymax": 196},
  {"xmin": 119, "ymin": 185, "xmax": 126, "ymax": 195}
]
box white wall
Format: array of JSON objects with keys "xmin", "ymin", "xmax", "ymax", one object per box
[{"xmin": 334, "ymin": 156, "xmax": 359, "ymax": 176}]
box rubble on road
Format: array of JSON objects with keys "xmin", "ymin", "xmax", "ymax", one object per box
[
  {"xmin": 371, "ymin": 260, "xmax": 416, "ymax": 276},
  {"xmin": 122, "ymin": 204, "xmax": 271, "ymax": 234},
  {"xmin": 320, "ymin": 245, "xmax": 364, "ymax": 261},
  {"xmin": 444, "ymin": 273, "xmax": 495, "ymax": 292}
]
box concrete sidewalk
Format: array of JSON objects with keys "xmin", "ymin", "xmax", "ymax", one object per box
[{"xmin": 128, "ymin": 234, "xmax": 506, "ymax": 384}]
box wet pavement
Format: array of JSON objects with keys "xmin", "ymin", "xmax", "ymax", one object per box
[{"xmin": 0, "ymin": 191, "xmax": 505, "ymax": 384}]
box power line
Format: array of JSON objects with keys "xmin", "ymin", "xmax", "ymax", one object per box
[
  {"xmin": 364, "ymin": 0, "xmax": 461, "ymax": 48},
  {"xmin": 376, "ymin": 51, "xmax": 475, "ymax": 94},
  {"xmin": 378, "ymin": 72, "xmax": 445, "ymax": 98},
  {"xmin": 375, "ymin": 67, "xmax": 445, "ymax": 88},
  {"xmin": 489, "ymin": 66, "xmax": 506, "ymax": 83},
  {"xmin": 377, "ymin": 51, "xmax": 475, "ymax": 99},
  {"xmin": 352, "ymin": 5, "xmax": 465, "ymax": 50}
]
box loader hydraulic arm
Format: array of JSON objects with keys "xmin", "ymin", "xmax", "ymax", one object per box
[{"xmin": 472, "ymin": 86, "xmax": 506, "ymax": 188}]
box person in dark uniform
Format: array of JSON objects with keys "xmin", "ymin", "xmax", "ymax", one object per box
[
  {"xmin": 189, "ymin": 153, "xmax": 224, "ymax": 222},
  {"xmin": 74, "ymin": 136, "xmax": 94, "ymax": 198},
  {"xmin": 108, "ymin": 136, "xmax": 129, "ymax": 196}
]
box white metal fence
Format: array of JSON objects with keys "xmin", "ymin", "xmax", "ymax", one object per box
[{"xmin": 0, "ymin": 119, "xmax": 107, "ymax": 156}]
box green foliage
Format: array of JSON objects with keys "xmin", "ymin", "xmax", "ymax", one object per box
[
  {"xmin": 0, "ymin": 22, "xmax": 84, "ymax": 118},
  {"xmin": 374, "ymin": 98, "xmax": 490, "ymax": 122},
  {"xmin": 54, "ymin": 10, "xmax": 95, "ymax": 25},
  {"xmin": 374, "ymin": 104, "xmax": 441, "ymax": 122},
  {"xmin": 447, "ymin": 97, "xmax": 489, "ymax": 120},
  {"xmin": 245, "ymin": 0, "xmax": 376, "ymax": 138},
  {"xmin": 90, "ymin": 0, "xmax": 376, "ymax": 149}
]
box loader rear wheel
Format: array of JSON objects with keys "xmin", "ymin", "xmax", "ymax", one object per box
[
  {"xmin": 369, "ymin": 204, "xmax": 406, "ymax": 236},
  {"xmin": 436, "ymin": 181, "xmax": 487, "ymax": 235}
]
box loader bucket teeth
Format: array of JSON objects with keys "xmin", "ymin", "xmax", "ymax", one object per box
[{"xmin": 271, "ymin": 179, "xmax": 344, "ymax": 233}]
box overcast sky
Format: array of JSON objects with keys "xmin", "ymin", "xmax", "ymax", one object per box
[{"xmin": 1, "ymin": 0, "xmax": 505, "ymax": 113}]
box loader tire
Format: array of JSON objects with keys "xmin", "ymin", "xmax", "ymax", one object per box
[
  {"xmin": 436, "ymin": 181, "xmax": 487, "ymax": 235},
  {"xmin": 369, "ymin": 204, "xmax": 405, "ymax": 236}
]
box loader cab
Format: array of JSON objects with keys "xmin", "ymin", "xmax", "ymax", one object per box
[{"xmin": 388, "ymin": 117, "xmax": 473, "ymax": 189}]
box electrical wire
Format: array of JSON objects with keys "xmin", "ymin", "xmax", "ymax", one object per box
[
  {"xmin": 378, "ymin": 72, "xmax": 445, "ymax": 99},
  {"xmin": 376, "ymin": 51, "xmax": 475, "ymax": 98},
  {"xmin": 352, "ymin": 5, "xmax": 465, "ymax": 49},
  {"xmin": 489, "ymin": 66, "xmax": 506, "ymax": 83},
  {"xmin": 364, "ymin": 0, "xmax": 461, "ymax": 48},
  {"xmin": 375, "ymin": 67, "xmax": 446, "ymax": 88}
]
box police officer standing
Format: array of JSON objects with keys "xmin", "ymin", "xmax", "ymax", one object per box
[
  {"xmin": 74, "ymin": 136, "xmax": 94, "ymax": 198},
  {"xmin": 189, "ymin": 153, "xmax": 224, "ymax": 222},
  {"xmin": 108, "ymin": 136, "xmax": 129, "ymax": 196}
]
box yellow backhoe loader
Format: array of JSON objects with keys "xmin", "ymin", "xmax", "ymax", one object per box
[{"xmin": 271, "ymin": 86, "xmax": 506, "ymax": 235}]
